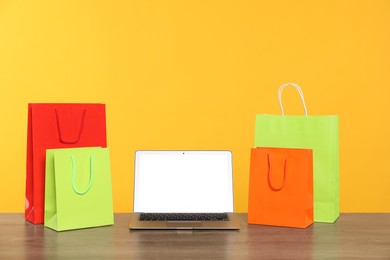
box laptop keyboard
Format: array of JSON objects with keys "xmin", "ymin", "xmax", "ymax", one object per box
[{"xmin": 139, "ymin": 213, "xmax": 229, "ymax": 221}]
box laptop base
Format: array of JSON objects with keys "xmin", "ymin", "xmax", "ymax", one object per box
[{"xmin": 129, "ymin": 213, "xmax": 240, "ymax": 230}]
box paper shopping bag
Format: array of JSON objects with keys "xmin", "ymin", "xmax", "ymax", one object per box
[
  {"xmin": 25, "ymin": 103, "xmax": 107, "ymax": 224},
  {"xmin": 44, "ymin": 147, "xmax": 114, "ymax": 231},
  {"xmin": 248, "ymin": 147, "xmax": 313, "ymax": 228},
  {"xmin": 254, "ymin": 83, "xmax": 339, "ymax": 223}
]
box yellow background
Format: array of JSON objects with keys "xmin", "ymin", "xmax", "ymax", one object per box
[{"xmin": 1, "ymin": 1, "xmax": 389, "ymax": 213}]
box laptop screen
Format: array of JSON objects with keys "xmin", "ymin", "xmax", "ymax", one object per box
[{"xmin": 133, "ymin": 151, "xmax": 234, "ymax": 213}]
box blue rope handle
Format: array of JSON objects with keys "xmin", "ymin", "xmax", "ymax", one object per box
[{"xmin": 71, "ymin": 154, "xmax": 94, "ymax": 195}]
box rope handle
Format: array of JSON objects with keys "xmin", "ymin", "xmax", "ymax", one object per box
[
  {"xmin": 267, "ymin": 153, "xmax": 289, "ymax": 191},
  {"xmin": 55, "ymin": 109, "xmax": 86, "ymax": 144},
  {"xmin": 278, "ymin": 83, "xmax": 308, "ymax": 116},
  {"xmin": 71, "ymin": 154, "xmax": 94, "ymax": 195}
]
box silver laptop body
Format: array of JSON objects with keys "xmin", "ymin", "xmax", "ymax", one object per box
[{"xmin": 129, "ymin": 150, "xmax": 240, "ymax": 230}]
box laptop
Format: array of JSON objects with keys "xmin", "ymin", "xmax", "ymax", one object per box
[{"xmin": 128, "ymin": 150, "xmax": 240, "ymax": 230}]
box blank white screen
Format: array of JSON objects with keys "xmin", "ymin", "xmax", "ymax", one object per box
[{"xmin": 134, "ymin": 151, "xmax": 234, "ymax": 213}]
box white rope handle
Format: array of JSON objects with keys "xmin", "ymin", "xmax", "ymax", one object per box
[{"xmin": 278, "ymin": 83, "xmax": 308, "ymax": 116}]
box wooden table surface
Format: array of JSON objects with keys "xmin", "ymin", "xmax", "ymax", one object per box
[{"xmin": 1, "ymin": 213, "xmax": 390, "ymax": 259}]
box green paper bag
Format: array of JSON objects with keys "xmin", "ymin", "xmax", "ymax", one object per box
[
  {"xmin": 44, "ymin": 147, "xmax": 114, "ymax": 231},
  {"xmin": 254, "ymin": 83, "xmax": 339, "ymax": 223}
]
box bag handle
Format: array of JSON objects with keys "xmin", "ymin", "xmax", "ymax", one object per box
[
  {"xmin": 71, "ymin": 154, "xmax": 94, "ymax": 195},
  {"xmin": 278, "ymin": 83, "xmax": 308, "ymax": 116},
  {"xmin": 55, "ymin": 109, "xmax": 86, "ymax": 144},
  {"xmin": 267, "ymin": 153, "xmax": 288, "ymax": 191}
]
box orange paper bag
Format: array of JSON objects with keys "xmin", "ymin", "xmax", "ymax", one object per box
[{"xmin": 248, "ymin": 147, "xmax": 313, "ymax": 228}]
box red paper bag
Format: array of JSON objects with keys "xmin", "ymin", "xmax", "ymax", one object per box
[
  {"xmin": 25, "ymin": 104, "xmax": 107, "ymax": 224},
  {"xmin": 248, "ymin": 147, "xmax": 313, "ymax": 228}
]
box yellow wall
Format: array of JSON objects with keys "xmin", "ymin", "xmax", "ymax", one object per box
[{"xmin": 1, "ymin": 1, "xmax": 389, "ymax": 213}]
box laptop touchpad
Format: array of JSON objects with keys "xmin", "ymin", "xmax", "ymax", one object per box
[{"xmin": 167, "ymin": 221, "xmax": 203, "ymax": 228}]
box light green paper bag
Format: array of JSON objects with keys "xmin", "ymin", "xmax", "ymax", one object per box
[
  {"xmin": 44, "ymin": 147, "xmax": 114, "ymax": 231},
  {"xmin": 254, "ymin": 83, "xmax": 339, "ymax": 223}
]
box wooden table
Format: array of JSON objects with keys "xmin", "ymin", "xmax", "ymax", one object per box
[{"xmin": 1, "ymin": 213, "xmax": 389, "ymax": 259}]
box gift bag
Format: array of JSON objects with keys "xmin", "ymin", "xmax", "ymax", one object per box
[
  {"xmin": 248, "ymin": 147, "xmax": 313, "ymax": 228},
  {"xmin": 26, "ymin": 103, "xmax": 107, "ymax": 224},
  {"xmin": 254, "ymin": 83, "xmax": 339, "ymax": 223},
  {"xmin": 44, "ymin": 147, "xmax": 114, "ymax": 231}
]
